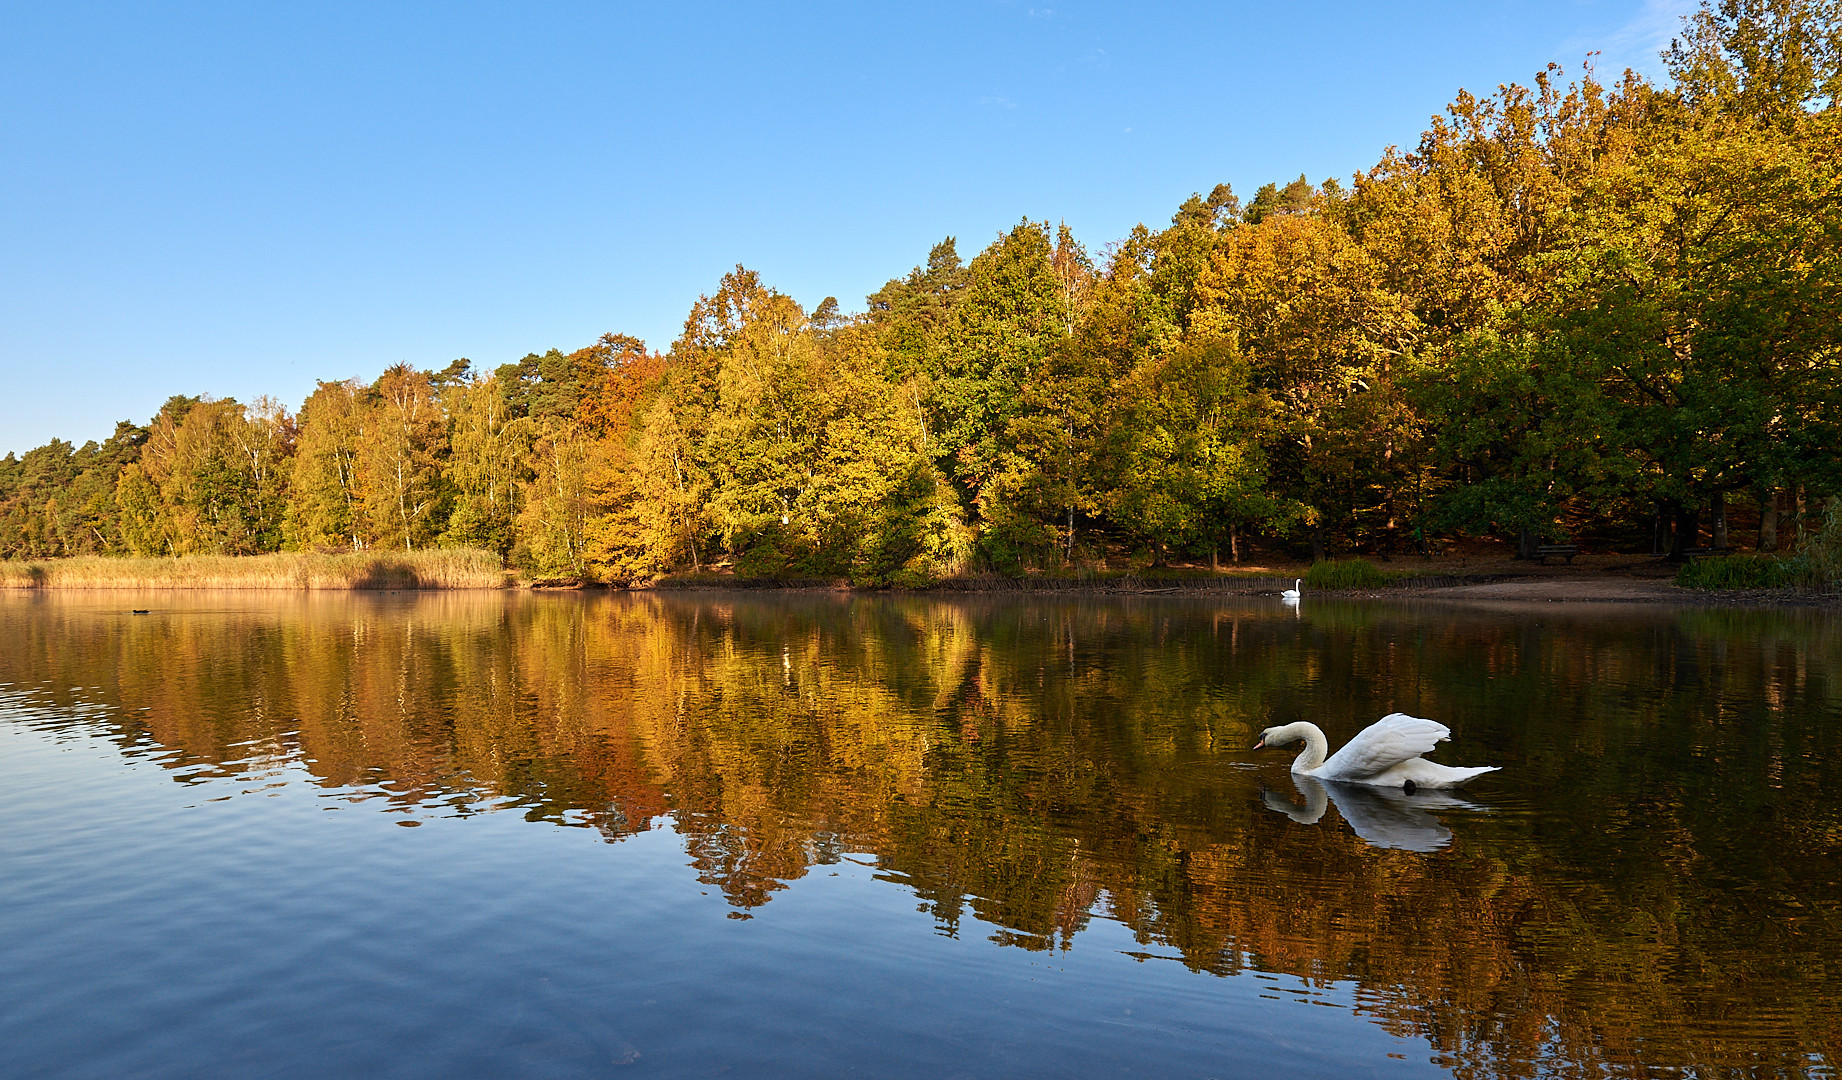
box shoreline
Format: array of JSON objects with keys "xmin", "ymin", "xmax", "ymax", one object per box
[
  {"xmin": 3, "ymin": 551, "xmax": 1835, "ymax": 607},
  {"xmin": 645, "ymin": 576, "xmax": 1838, "ymax": 607},
  {"xmin": 8, "ymin": 573, "xmax": 1835, "ymax": 608}
]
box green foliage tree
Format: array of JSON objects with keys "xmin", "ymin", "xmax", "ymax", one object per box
[
  {"xmin": 1411, "ymin": 332, "xmax": 1619, "ymax": 554},
  {"xmin": 0, "ymin": 422, "xmax": 147, "ymax": 558},
  {"xmin": 288, "ymin": 380, "xmax": 368, "ymax": 549},
  {"xmin": 1103, "ymin": 338, "xmax": 1283, "ymax": 564},
  {"xmin": 923, "ymin": 220, "xmax": 1074, "ymax": 566},
  {"xmin": 133, "ymin": 396, "xmax": 293, "ymax": 555},
  {"xmin": 0, "ymin": 440, "xmax": 84, "ymax": 557},
  {"xmin": 867, "ymin": 237, "xmax": 969, "ymax": 385},
  {"xmin": 1546, "ymin": 104, "xmax": 1842, "ymax": 553}
]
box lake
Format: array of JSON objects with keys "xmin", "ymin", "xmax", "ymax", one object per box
[{"xmin": 1, "ymin": 590, "xmax": 1837, "ymax": 1079}]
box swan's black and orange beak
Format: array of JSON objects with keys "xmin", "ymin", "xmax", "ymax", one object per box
[{"xmin": 1250, "ymin": 736, "xmax": 1266, "ymax": 750}]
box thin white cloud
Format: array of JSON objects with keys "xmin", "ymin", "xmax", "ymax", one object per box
[{"xmin": 1565, "ymin": 0, "xmax": 1701, "ymax": 81}]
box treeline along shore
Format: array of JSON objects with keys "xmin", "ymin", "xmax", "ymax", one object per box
[{"xmin": 5, "ymin": 5, "xmax": 1841, "ymax": 590}]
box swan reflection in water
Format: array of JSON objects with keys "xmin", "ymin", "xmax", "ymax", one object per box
[{"xmin": 1262, "ymin": 774, "xmax": 1483, "ymax": 853}]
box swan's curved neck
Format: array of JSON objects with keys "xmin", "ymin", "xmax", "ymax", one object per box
[{"xmin": 1278, "ymin": 722, "xmax": 1329, "ymax": 773}]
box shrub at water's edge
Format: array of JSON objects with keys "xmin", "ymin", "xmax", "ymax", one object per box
[
  {"xmin": 1675, "ymin": 554, "xmax": 1796, "ymax": 590},
  {"xmin": 0, "ymin": 549, "xmax": 508, "ymax": 590},
  {"xmin": 1677, "ymin": 503, "xmax": 1842, "ymax": 592},
  {"xmin": 1304, "ymin": 559, "xmax": 1392, "ymax": 590}
]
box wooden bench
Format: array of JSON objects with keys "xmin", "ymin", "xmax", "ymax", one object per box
[{"xmin": 1533, "ymin": 544, "xmax": 1580, "ymax": 564}]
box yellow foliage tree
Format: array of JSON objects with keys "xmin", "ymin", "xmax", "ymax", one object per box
[{"xmin": 359, "ymin": 364, "xmax": 448, "ymax": 550}]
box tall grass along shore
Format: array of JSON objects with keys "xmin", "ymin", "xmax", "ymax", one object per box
[{"xmin": 0, "ymin": 549, "xmax": 508, "ymax": 590}]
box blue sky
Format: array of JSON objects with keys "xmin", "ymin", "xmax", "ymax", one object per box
[{"xmin": 0, "ymin": 0, "xmax": 1694, "ymax": 455}]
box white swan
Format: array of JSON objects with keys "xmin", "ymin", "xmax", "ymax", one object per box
[
  {"xmin": 1251, "ymin": 713, "xmax": 1497, "ymax": 789},
  {"xmin": 1281, "ymin": 578, "xmax": 1301, "ymax": 599}
]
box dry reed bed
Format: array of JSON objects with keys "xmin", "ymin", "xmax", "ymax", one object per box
[{"xmin": 0, "ymin": 549, "xmax": 508, "ymax": 590}]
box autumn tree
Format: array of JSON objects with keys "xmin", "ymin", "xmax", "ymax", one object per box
[
  {"xmin": 287, "ymin": 381, "xmax": 369, "ymax": 549},
  {"xmin": 656, "ymin": 273, "xmax": 956, "ymax": 581},
  {"xmin": 617, "ymin": 270, "xmax": 773, "ymax": 573},
  {"xmin": 359, "ymin": 364, "xmax": 448, "ymax": 550},
  {"xmin": 514, "ymin": 420, "xmax": 602, "ymax": 577},
  {"xmin": 441, "ymin": 374, "xmax": 530, "ymax": 556},
  {"xmin": 504, "ymin": 333, "xmax": 666, "ymax": 578},
  {"xmin": 1191, "ymin": 201, "xmax": 1420, "ymax": 558},
  {"xmin": 1666, "ymin": 0, "xmax": 1842, "ymax": 119}
]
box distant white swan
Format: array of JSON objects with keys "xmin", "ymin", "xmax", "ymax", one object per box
[
  {"xmin": 1281, "ymin": 578, "xmax": 1301, "ymax": 599},
  {"xmin": 1252, "ymin": 713, "xmax": 1497, "ymax": 789}
]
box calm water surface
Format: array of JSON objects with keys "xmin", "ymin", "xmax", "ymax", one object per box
[{"xmin": 1, "ymin": 591, "xmax": 1838, "ymax": 1079}]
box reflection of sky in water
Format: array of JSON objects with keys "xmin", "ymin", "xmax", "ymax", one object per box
[{"xmin": 2, "ymin": 591, "xmax": 1840, "ymax": 1078}]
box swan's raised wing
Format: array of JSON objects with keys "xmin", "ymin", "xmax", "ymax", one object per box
[{"xmin": 1317, "ymin": 713, "xmax": 1449, "ymax": 780}]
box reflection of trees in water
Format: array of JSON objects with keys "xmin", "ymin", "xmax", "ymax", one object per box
[{"xmin": 4, "ymin": 592, "xmax": 1840, "ymax": 1077}]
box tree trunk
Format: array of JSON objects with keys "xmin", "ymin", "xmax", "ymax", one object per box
[
  {"xmin": 1310, "ymin": 525, "xmax": 1325, "ymax": 564},
  {"xmin": 1516, "ymin": 526, "xmax": 1536, "ymax": 561},
  {"xmin": 1229, "ymin": 525, "xmax": 1240, "ymax": 565},
  {"xmin": 1669, "ymin": 501, "xmax": 1699, "ymax": 560},
  {"xmin": 1711, "ymin": 491, "xmax": 1727, "ymax": 550},
  {"xmin": 1653, "ymin": 507, "xmax": 1669, "ymax": 556},
  {"xmin": 1759, "ymin": 485, "xmax": 1779, "ymax": 552}
]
